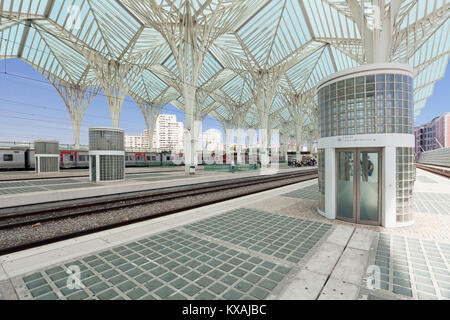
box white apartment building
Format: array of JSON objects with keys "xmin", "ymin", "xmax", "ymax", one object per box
[
  {"xmin": 124, "ymin": 134, "xmax": 149, "ymax": 150},
  {"xmin": 200, "ymin": 129, "xmax": 223, "ymax": 151},
  {"xmin": 150, "ymin": 114, "xmax": 184, "ymax": 151},
  {"xmin": 125, "ymin": 114, "xmax": 184, "ymax": 151}
]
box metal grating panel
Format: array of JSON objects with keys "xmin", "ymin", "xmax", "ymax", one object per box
[
  {"xmin": 89, "ymin": 128, "xmax": 124, "ymax": 151},
  {"xmin": 34, "ymin": 141, "xmax": 59, "ymax": 155}
]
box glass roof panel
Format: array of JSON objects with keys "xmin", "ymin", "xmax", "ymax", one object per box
[
  {"xmin": 0, "ymin": 0, "xmax": 449, "ymax": 127},
  {"xmin": 0, "ymin": 22, "xmax": 23, "ymax": 57}
]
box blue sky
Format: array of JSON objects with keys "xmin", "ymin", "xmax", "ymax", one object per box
[
  {"xmin": 0, "ymin": 58, "xmax": 223, "ymax": 145},
  {"xmin": 414, "ymin": 63, "xmax": 450, "ymax": 125},
  {"xmin": 0, "ymin": 58, "xmax": 449, "ymax": 145}
]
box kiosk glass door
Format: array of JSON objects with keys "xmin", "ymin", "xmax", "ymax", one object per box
[
  {"xmin": 336, "ymin": 148, "xmax": 382, "ymax": 225},
  {"xmin": 337, "ymin": 150, "xmax": 355, "ymax": 221},
  {"xmin": 91, "ymin": 156, "xmax": 96, "ymax": 182}
]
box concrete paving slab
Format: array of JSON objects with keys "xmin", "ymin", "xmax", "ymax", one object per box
[
  {"xmin": 0, "ymin": 279, "xmax": 18, "ymax": 300},
  {"xmin": 325, "ymin": 225, "xmax": 355, "ymax": 247},
  {"xmin": 244, "ymin": 196, "xmax": 304, "ymax": 214},
  {"xmin": 329, "ymin": 248, "xmax": 368, "ymax": 286},
  {"xmin": 414, "ymin": 169, "xmax": 450, "ymax": 194},
  {"xmin": 303, "ymin": 242, "xmax": 345, "ymax": 276},
  {"xmin": 2, "ymin": 239, "xmax": 108, "ymax": 278},
  {"xmin": 278, "ymin": 269, "xmax": 327, "ymax": 300},
  {"xmin": 281, "ymin": 185, "xmax": 319, "ymax": 201},
  {"xmin": 99, "ymin": 222, "xmax": 170, "ymax": 244},
  {"xmin": 347, "ymin": 229, "xmax": 376, "ymax": 251},
  {"xmin": 318, "ymin": 277, "xmax": 360, "ymax": 300},
  {"xmin": 0, "ymin": 264, "xmax": 7, "ymax": 281}
]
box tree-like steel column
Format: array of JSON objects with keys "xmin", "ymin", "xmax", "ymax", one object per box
[
  {"xmin": 85, "ymin": 53, "xmax": 144, "ymax": 128},
  {"xmin": 279, "ymin": 122, "xmax": 293, "ymax": 164},
  {"xmin": 44, "ymin": 73, "xmax": 101, "ymax": 149},
  {"xmin": 347, "ymin": 0, "xmax": 401, "ymax": 63},
  {"xmin": 283, "ymin": 92, "xmax": 309, "ymax": 161},
  {"xmin": 306, "ymin": 106, "xmax": 319, "ymax": 154},
  {"xmin": 233, "ymin": 105, "xmax": 252, "ymax": 165},
  {"xmin": 249, "ymin": 68, "xmax": 283, "ymax": 166},
  {"xmin": 211, "ymin": 90, "xmax": 253, "ymax": 165},
  {"xmin": 283, "ymin": 133, "xmax": 290, "ymax": 163},
  {"xmin": 219, "ymin": 119, "xmax": 234, "ymax": 163},
  {"xmin": 124, "ymin": 0, "xmax": 254, "ymax": 173}
]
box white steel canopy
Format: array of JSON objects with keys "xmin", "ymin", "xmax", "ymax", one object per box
[{"xmin": 0, "ymin": 0, "xmax": 449, "ymax": 151}]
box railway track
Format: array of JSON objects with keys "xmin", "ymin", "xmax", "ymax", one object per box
[
  {"xmin": 0, "ymin": 169, "xmax": 318, "ymax": 254},
  {"xmin": 415, "ymin": 164, "xmax": 450, "ymax": 178}
]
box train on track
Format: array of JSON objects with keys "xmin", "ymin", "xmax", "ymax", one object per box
[
  {"xmin": 0, "ymin": 146, "xmax": 313, "ymax": 171},
  {"xmin": 0, "ymin": 147, "xmax": 176, "ymax": 170}
]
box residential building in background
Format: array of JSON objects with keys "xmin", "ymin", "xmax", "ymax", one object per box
[
  {"xmin": 200, "ymin": 129, "xmax": 223, "ymax": 151},
  {"xmin": 152, "ymin": 114, "xmax": 184, "ymax": 151},
  {"xmin": 414, "ymin": 112, "xmax": 450, "ymax": 156},
  {"xmin": 435, "ymin": 112, "xmax": 450, "ymax": 149},
  {"xmin": 124, "ymin": 134, "xmax": 149, "ymax": 150},
  {"xmin": 125, "ymin": 114, "xmax": 184, "ymax": 151}
]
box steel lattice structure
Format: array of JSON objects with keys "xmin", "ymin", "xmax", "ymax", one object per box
[{"xmin": 0, "ymin": 0, "xmax": 449, "ymax": 166}]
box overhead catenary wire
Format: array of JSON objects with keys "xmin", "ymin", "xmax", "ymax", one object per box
[
  {"xmin": 0, "ymin": 76, "xmax": 189, "ymax": 121},
  {"xmin": 0, "ymin": 67, "xmax": 226, "ymax": 144},
  {"xmin": 0, "ymin": 62, "xmax": 236, "ymax": 123}
]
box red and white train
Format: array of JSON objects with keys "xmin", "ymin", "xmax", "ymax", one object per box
[
  {"xmin": 0, "ymin": 147, "xmax": 176, "ymax": 170},
  {"xmin": 0, "ymin": 147, "xmax": 298, "ymax": 170}
]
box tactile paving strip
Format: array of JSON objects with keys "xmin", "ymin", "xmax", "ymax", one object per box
[
  {"xmin": 184, "ymin": 208, "xmax": 332, "ymax": 264},
  {"xmin": 282, "ymin": 184, "xmax": 318, "ymax": 200},
  {"xmin": 133, "ymin": 176, "xmax": 194, "ymax": 182},
  {"xmin": 44, "ymin": 183, "xmax": 99, "ymax": 190},
  {"xmin": 0, "ymin": 178, "xmax": 97, "ymax": 195},
  {"xmin": 372, "ymin": 233, "xmax": 450, "ymax": 300},
  {"xmin": 0, "ymin": 186, "xmax": 48, "ymax": 195},
  {"xmin": 19, "ymin": 230, "xmax": 292, "ymax": 300},
  {"xmin": 127, "ymin": 173, "xmax": 169, "ymax": 179},
  {"xmin": 412, "ymin": 192, "xmax": 450, "ymax": 215},
  {"xmin": 0, "ymin": 181, "xmax": 31, "ymax": 188},
  {"xmin": 27, "ymin": 179, "xmax": 83, "ymax": 186}
]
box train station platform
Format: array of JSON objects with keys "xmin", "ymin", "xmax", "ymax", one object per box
[
  {"xmin": 0, "ymin": 166, "xmax": 198, "ymax": 181},
  {"xmin": 0, "ymin": 166, "xmax": 302, "ymax": 208},
  {"xmin": 0, "ymin": 168, "xmax": 448, "ymax": 300}
]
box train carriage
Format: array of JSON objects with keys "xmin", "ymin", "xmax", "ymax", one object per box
[
  {"xmin": 125, "ymin": 152, "xmax": 172, "ymax": 167},
  {"xmin": 0, "ymin": 148, "xmax": 35, "ymax": 170},
  {"xmin": 0, "ymin": 146, "xmax": 178, "ymax": 170},
  {"xmin": 60, "ymin": 150, "xmax": 89, "ymax": 168}
]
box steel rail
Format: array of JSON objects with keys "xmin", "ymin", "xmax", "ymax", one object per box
[{"xmin": 415, "ymin": 164, "xmax": 450, "ymax": 178}]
